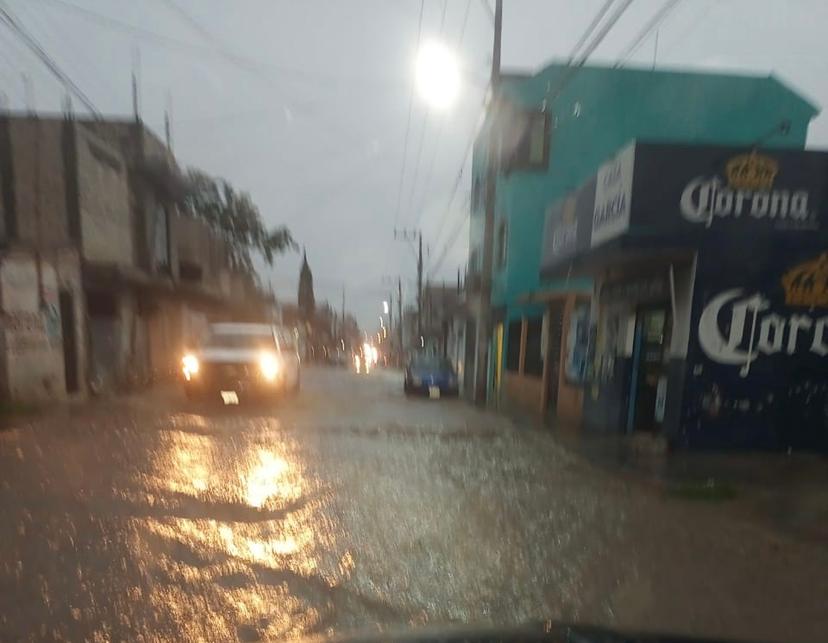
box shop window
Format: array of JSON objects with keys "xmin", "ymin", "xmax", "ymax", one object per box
[
  {"xmin": 565, "ymin": 303, "xmax": 591, "ymax": 384},
  {"xmin": 505, "ymin": 319, "xmax": 521, "ymax": 372},
  {"xmin": 524, "ymin": 316, "xmax": 544, "ymax": 376},
  {"xmin": 496, "ymin": 220, "xmax": 508, "ymax": 270}
]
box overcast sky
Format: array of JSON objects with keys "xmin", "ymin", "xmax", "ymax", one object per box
[{"xmin": 2, "ymin": 0, "xmax": 827, "ymax": 328}]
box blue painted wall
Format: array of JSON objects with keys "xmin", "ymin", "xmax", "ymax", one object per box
[{"xmin": 470, "ymin": 64, "xmax": 817, "ymax": 323}]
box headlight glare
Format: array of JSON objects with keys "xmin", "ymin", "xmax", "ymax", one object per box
[
  {"xmin": 182, "ymin": 354, "xmax": 199, "ymax": 379},
  {"xmin": 259, "ymin": 353, "xmax": 279, "ymax": 381}
]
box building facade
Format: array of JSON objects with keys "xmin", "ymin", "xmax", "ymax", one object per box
[
  {"xmin": 468, "ymin": 63, "xmax": 818, "ymax": 427},
  {"xmin": 0, "ymin": 112, "xmax": 268, "ymax": 403},
  {"xmin": 541, "ymin": 142, "xmax": 828, "ymax": 451}
]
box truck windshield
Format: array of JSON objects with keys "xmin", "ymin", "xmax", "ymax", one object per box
[{"xmin": 202, "ymin": 334, "xmax": 275, "ymax": 350}]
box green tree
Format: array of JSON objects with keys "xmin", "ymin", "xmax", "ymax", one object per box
[{"xmin": 181, "ymin": 169, "xmax": 295, "ymax": 271}]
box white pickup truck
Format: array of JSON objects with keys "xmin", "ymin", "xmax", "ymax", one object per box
[{"xmin": 181, "ymin": 323, "xmax": 300, "ymax": 403}]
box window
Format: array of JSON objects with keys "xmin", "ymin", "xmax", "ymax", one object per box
[
  {"xmin": 471, "ymin": 174, "xmax": 483, "ymax": 212},
  {"xmin": 502, "ymin": 110, "xmax": 550, "ymax": 173},
  {"xmin": 496, "ymin": 220, "xmax": 507, "ymax": 270},
  {"xmin": 524, "ymin": 316, "xmax": 544, "ymax": 376},
  {"xmin": 505, "ymin": 319, "xmax": 522, "ymax": 372}
]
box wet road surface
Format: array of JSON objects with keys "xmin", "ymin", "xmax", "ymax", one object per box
[{"xmin": 1, "ymin": 367, "xmax": 826, "ymax": 642}]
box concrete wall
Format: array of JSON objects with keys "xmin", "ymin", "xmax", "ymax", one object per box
[
  {"xmin": 0, "ymin": 250, "xmax": 84, "ymax": 402},
  {"xmin": 6, "ymin": 119, "xmax": 71, "ymax": 248},
  {"xmin": 76, "ymin": 127, "xmax": 133, "ymax": 263}
]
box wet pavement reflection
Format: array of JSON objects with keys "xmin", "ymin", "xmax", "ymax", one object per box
[{"xmin": 0, "ymin": 367, "xmax": 826, "ymax": 642}]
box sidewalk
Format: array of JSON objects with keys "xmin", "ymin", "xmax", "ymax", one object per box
[{"xmin": 534, "ymin": 416, "xmax": 828, "ymax": 546}]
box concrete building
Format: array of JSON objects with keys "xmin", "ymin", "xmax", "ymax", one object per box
[
  {"xmin": 0, "ymin": 112, "xmax": 268, "ymax": 402},
  {"xmin": 467, "ymin": 63, "xmax": 818, "ymax": 425}
]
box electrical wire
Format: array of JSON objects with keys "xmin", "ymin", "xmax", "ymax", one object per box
[
  {"xmin": 545, "ymin": 0, "xmax": 637, "ymax": 105},
  {"xmin": 392, "ymin": 0, "xmax": 425, "ymax": 230},
  {"xmin": 411, "ymin": 0, "xmax": 471, "ymax": 231},
  {"xmin": 403, "ymin": 0, "xmax": 448, "ymax": 230},
  {"xmin": 478, "ymin": 0, "xmax": 495, "ymax": 24},
  {"xmin": 427, "ymin": 194, "xmax": 470, "ymax": 277},
  {"xmin": 614, "ymin": 0, "xmax": 683, "ymax": 67},
  {"xmin": 30, "ymin": 0, "xmax": 402, "ymax": 91},
  {"xmin": 15, "ymin": 1, "xmax": 120, "ymax": 111},
  {"xmin": 424, "ymin": 112, "xmax": 479, "ymax": 274},
  {"xmin": 566, "ymin": 0, "xmax": 616, "ymax": 64},
  {"xmin": 0, "ymin": 2, "xmax": 100, "ymax": 117}
]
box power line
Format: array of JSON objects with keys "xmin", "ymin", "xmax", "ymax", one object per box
[
  {"xmin": 31, "ymin": 0, "xmax": 402, "ymax": 91},
  {"xmin": 545, "ymin": 0, "xmax": 637, "ymax": 105},
  {"xmin": 424, "ymin": 113, "xmax": 479, "ymax": 268},
  {"xmin": 572, "ymin": 0, "xmax": 636, "ymax": 67},
  {"xmin": 428, "ymin": 194, "xmax": 470, "ymax": 277},
  {"xmin": 392, "ymin": 0, "xmax": 425, "ymax": 230},
  {"xmin": 566, "ymin": 0, "xmax": 616, "ymax": 64},
  {"xmin": 404, "ymin": 0, "xmax": 448, "ymax": 227},
  {"xmin": 17, "ymin": 2, "xmax": 121, "ymax": 110},
  {"xmin": 411, "ymin": 0, "xmax": 471, "ymax": 231},
  {"xmin": 478, "ymin": 0, "xmax": 495, "ymax": 24},
  {"xmin": 614, "ymin": 0, "xmax": 683, "ymax": 67},
  {"xmin": 0, "ymin": 2, "xmax": 100, "ymax": 117}
]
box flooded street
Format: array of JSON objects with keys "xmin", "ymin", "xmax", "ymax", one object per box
[{"xmin": 1, "ymin": 367, "xmax": 826, "ymax": 642}]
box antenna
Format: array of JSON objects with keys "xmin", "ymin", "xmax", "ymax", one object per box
[
  {"xmin": 131, "ymin": 46, "xmax": 141, "ymax": 121},
  {"xmin": 62, "ymin": 92, "xmax": 73, "ymax": 118},
  {"xmin": 164, "ymin": 91, "xmax": 173, "ymax": 150}
]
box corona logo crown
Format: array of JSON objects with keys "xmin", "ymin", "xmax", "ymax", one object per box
[
  {"xmin": 782, "ymin": 253, "xmax": 828, "ymax": 308},
  {"xmin": 725, "ymin": 151, "xmax": 778, "ymax": 191}
]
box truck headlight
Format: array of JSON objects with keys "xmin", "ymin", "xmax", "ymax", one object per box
[
  {"xmin": 182, "ymin": 354, "xmax": 199, "ymax": 380},
  {"xmin": 259, "ymin": 353, "xmax": 280, "ymax": 381}
]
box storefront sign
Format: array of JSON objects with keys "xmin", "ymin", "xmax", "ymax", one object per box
[
  {"xmin": 698, "ymin": 289, "xmax": 828, "ymax": 377},
  {"xmin": 603, "ymin": 275, "xmax": 667, "ymax": 304},
  {"xmin": 679, "ymin": 152, "xmax": 817, "ymax": 229},
  {"xmin": 782, "ymin": 252, "xmax": 828, "ymax": 307},
  {"xmin": 591, "ymin": 144, "xmax": 635, "ymax": 247},
  {"xmin": 548, "ymin": 196, "xmax": 578, "ymax": 258},
  {"xmin": 539, "ymin": 178, "xmax": 596, "ymax": 276}
]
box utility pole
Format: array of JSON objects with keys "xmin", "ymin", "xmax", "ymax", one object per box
[
  {"xmin": 417, "ymin": 232, "xmax": 423, "ymax": 341},
  {"xmin": 388, "ymin": 291, "xmax": 394, "ymax": 342},
  {"xmin": 341, "ymin": 284, "xmax": 346, "ymax": 345},
  {"xmin": 394, "ymin": 228, "xmax": 423, "ymax": 344},
  {"xmin": 398, "ymin": 277, "xmax": 403, "ymax": 363},
  {"xmin": 475, "ymin": 0, "xmax": 502, "ymax": 404}
]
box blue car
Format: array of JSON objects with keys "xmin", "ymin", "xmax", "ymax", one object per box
[{"xmin": 404, "ymin": 355, "xmax": 459, "ymax": 397}]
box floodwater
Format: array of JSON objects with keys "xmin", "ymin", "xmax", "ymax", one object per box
[{"xmin": 0, "ymin": 367, "xmax": 826, "ymax": 642}]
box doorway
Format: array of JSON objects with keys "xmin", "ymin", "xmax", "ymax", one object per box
[
  {"xmin": 59, "ymin": 290, "xmax": 79, "ymax": 394},
  {"xmin": 545, "ymin": 301, "xmax": 564, "ymax": 412},
  {"xmin": 627, "ymin": 306, "xmax": 672, "ymax": 433}
]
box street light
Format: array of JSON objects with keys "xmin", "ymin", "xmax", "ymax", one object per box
[
  {"xmin": 415, "ymin": 40, "xmax": 460, "ymax": 110},
  {"xmin": 382, "ymin": 300, "xmax": 389, "ymax": 315}
]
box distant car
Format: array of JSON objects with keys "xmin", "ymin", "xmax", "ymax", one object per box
[
  {"xmin": 404, "ymin": 355, "xmax": 458, "ymax": 398},
  {"xmin": 181, "ymin": 323, "xmax": 300, "ymax": 403}
]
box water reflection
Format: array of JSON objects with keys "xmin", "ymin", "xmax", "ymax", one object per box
[
  {"xmin": 245, "ymin": 448, "xmax": 300, "ymax": 508},
  {"xmin": 138, "ymin": 422, "xmax": 341, "ymax": 639}
]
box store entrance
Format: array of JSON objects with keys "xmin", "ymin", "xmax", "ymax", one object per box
[{"xmin": 628, "ymin": 306, "xmax": 672, "ymax": 433}]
